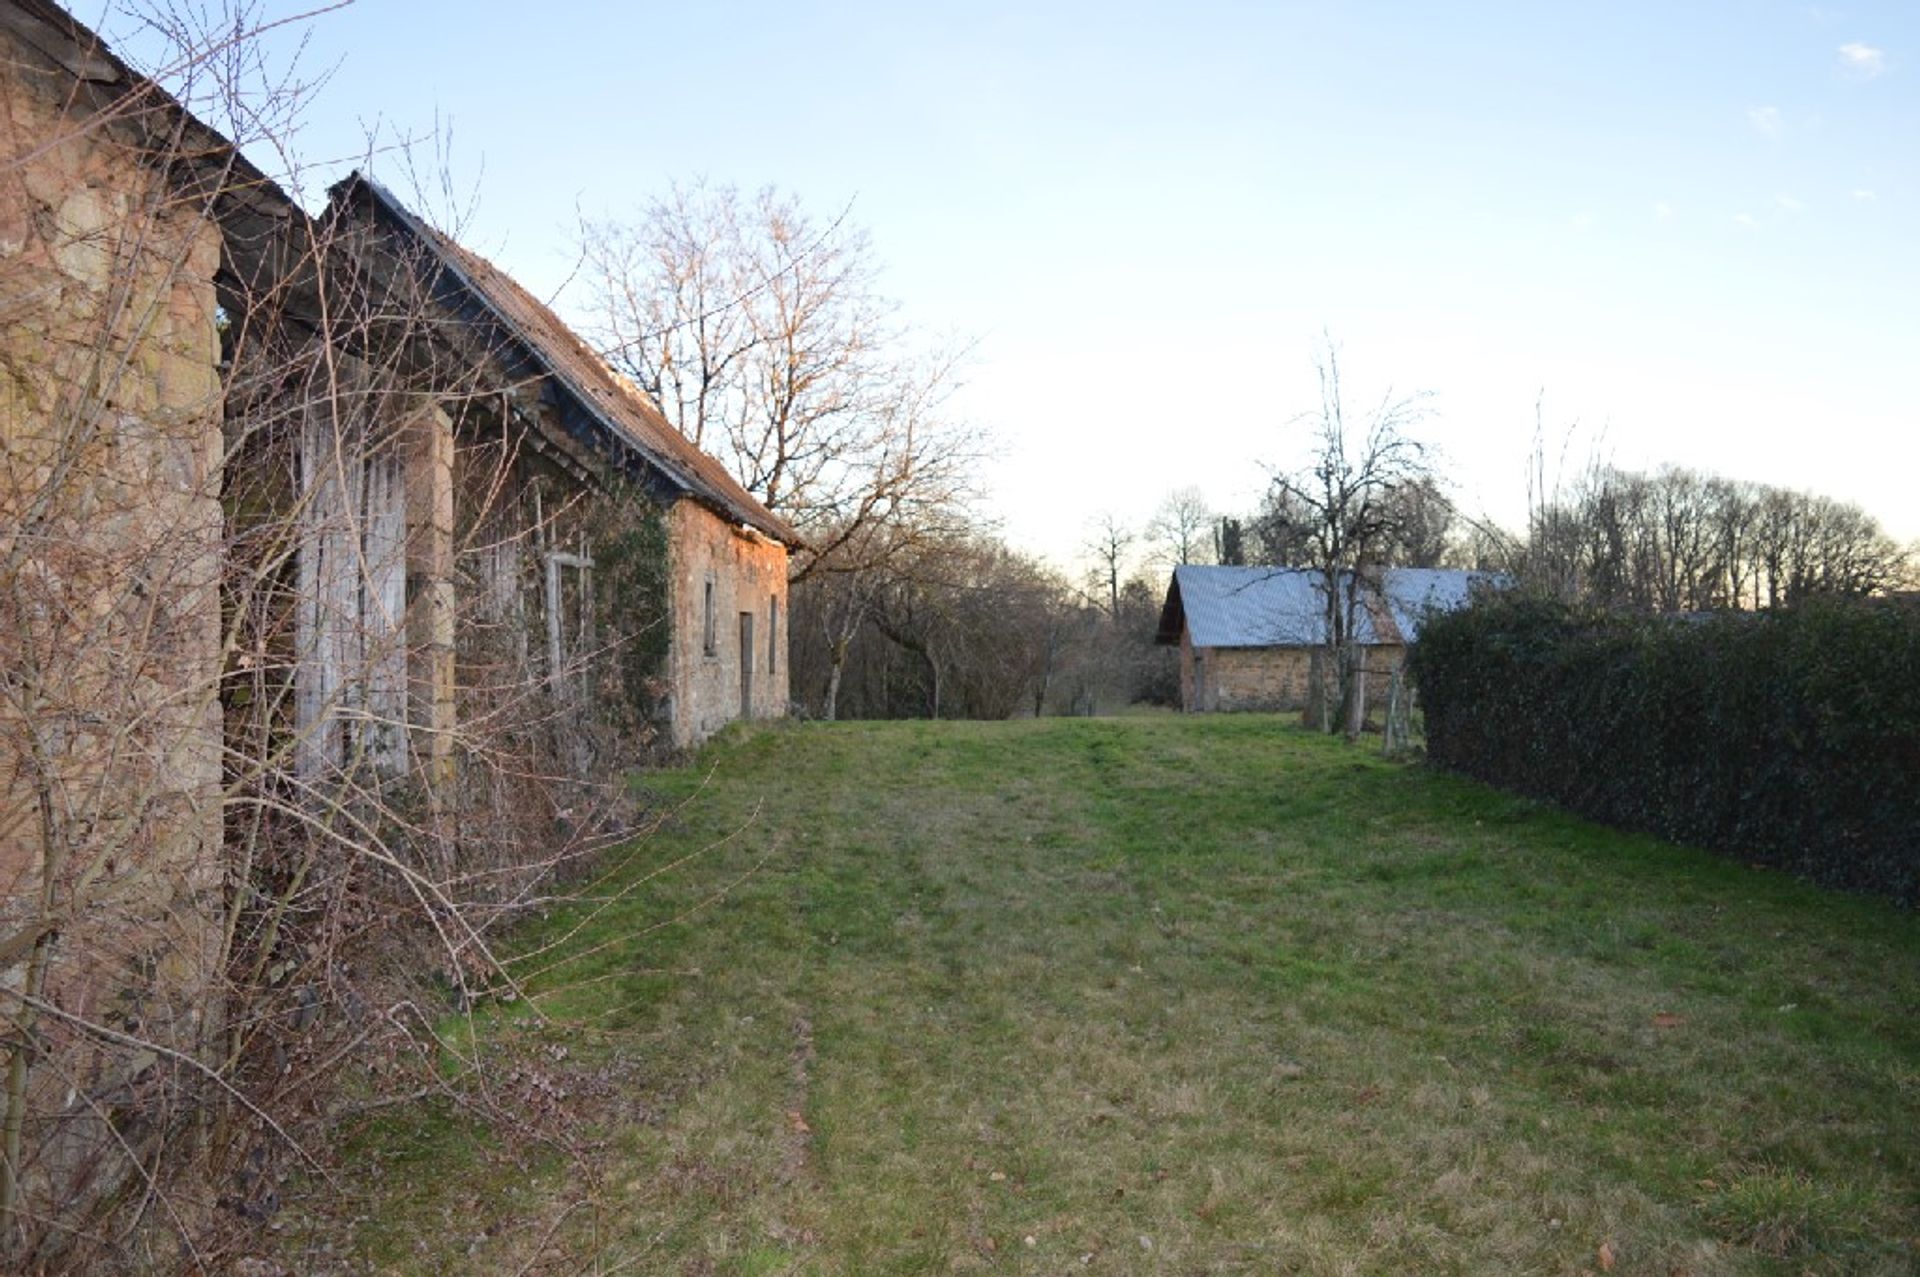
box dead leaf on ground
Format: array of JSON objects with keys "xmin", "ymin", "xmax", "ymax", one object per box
[
  {"xmin": 1651, "ymin": 1012, "xmax": 1685, "ymax": 1028},
  {"xmin": 1598, "ymin": 1239, "xmax": 1616, "ymax": 1271},
  {"xmin": 785, "ymin": 1109, "xmax": 811, "ymax": 1135}
]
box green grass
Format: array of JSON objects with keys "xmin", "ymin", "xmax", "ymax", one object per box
[{"xmin": 307, "ymin": 716, "xmax": 1920, "ymax": 1274}]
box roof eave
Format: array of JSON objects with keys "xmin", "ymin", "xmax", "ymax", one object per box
[{"xmin": 333, "ymin": 173, "xmax": 804, "ymax": 547}]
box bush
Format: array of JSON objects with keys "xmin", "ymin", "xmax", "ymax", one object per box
[{"xmin": 1409, "ymin": 594, "xmax": 1920, "ymax": 902}]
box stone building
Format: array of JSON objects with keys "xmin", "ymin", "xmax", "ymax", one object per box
[
  {"xmin": 2, "ymin": 0, "xmax": 282, "ymax": 1239},
  {"xmin": 314, "ymin": 172, "xmax": 799, "ymax": 756},
  {"xmin": 1155, "ymin": 565, "xmax": 1497, "ymax": 715},
  {"xmin": 0, "ymin": 0, "xmax": 795, "ymax": 1254}
]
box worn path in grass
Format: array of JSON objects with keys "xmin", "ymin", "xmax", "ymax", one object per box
[{"xmin": 337, "ymin": 716, "xmax": 1920, "ymax": 1274}]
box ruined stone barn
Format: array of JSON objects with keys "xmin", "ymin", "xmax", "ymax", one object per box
[
  {"xmin": 1155, "ymin": 565, "xmax": 1497, "ymax": 714},
  {"xmin": 0, "ymin": 0, "xmax": 796, "ymax": 1253},
  {"xmin": 0, "ymin": 0, "xmax": 313, "ymax": 1241},
  {"xmin": 287, "ymin": 172, "xmax": 802, "ymax": 763}
]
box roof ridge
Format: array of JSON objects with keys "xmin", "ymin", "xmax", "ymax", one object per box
[{"xmin": 338, "ymin": 173, "xmax": 800, "ymax": 547}]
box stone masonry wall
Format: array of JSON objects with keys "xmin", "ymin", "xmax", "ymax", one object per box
[
  {"xmin": 1208, "ymin": 646, "xmax": 1314, "ymax": 711},
  {"xmin": 1184, "ymin": 640, "xmax": 1409, "ymax": 717},
  {"xmin": 0, "ymin": 48, "xmax": 226, "ymax": 1236},
  {"xmin": 665, "ymin": 500, "xmax": 789, "ymax": 747}
]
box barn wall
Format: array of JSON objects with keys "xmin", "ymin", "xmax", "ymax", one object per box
[
  {"xmin": 1207, "ymin": 646, "xmax": 1315, "ymax": 711},
  {"xmin": 0, "ymin": 48, "xmax": 226, "ymax": 1224},
  {"xmin": 1186, "ymin": 642, "xmax": 1409, "ymax": 716},
  {"xmin": 665, "ymin": 500, "xmax": 789, "ymax": 746},
  {"xmin": 1179, "ymin": 629, "xmax": 1198, "ymax": 710}
]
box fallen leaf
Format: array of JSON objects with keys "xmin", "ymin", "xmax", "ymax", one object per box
[
  {"xmin": 785, "ymin": 1110, "xmax": 811, "ymax": 1135},
  {"xmin": 1598, "ymin": 1240, "xmax": 1616, "ymax": 1271},
  {"xmin": 1651, "ymin": 1012, "xmax": 1685, "ymax": 1028},
  {"xmin": 988, "ymin": 1170, "xmax": 1007, "ymax": 1182}
]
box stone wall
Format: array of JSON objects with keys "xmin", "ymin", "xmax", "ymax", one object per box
[
  {"xmin": 0, "ymin": 39, "xmax": 226, "ymax": 1239},
  {"xmin": 665, "ymin": 500, "xmax": 789, "ymax": 746},
  {"xmin": 1182, "ymin": 637, "xmax": 1406, "ymax": 716},
  {"xmin": 1204, "ymin": 646, "xmax": 1314, "ymax": 711}
]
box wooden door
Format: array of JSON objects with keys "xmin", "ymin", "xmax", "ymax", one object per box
[{"xmin": 739, "ymin": 611, "xmax": 755, "ymax": 718}]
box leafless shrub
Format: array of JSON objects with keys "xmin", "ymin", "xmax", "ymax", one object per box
[{"xmin": 0, "ymin": 3, "xmax": 694, "ymax": 1268}]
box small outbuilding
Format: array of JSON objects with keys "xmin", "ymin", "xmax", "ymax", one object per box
[{"xmin": 1155, "ymin": 565, "xmax": 1499, "ymax": 714}]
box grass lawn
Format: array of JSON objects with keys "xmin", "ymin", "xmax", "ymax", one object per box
[{"xmin": 314, "ymin": 716, "xmax": 1920, "ymax": 1274}]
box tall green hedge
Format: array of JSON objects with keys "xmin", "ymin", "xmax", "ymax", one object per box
[{"xmin": 1409, "ymin": 594, "xmax": 1920, "ymax": 903}]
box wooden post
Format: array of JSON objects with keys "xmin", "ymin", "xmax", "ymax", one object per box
[
  {"xmin": 1346, "ymin": 651, "xmax": 1367, "ymax": 740},
  {"xmin": 1383, "ymin": 667, "xmax": 1408, "ymax": 754},
  {"xmin": 405, "ymin": 400, "xmax": 456, "ymax": 788}
]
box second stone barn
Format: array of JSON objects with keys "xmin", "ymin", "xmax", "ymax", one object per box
[
  {"xmin": 1155, "ymin": 565, "xmax": 1498, "ymax": 716},
  {"xmin": 271, "ymin": 172, "xmax": 802, "ymax": 771}
]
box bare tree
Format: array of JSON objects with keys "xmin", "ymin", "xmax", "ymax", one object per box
[
  {"xmin": 579, "ymin": 183, "xmax": 983, "ymax": 719},
  {"xmin": 1266, "ymin": 343, "xmax": 1433, "ymax": 737},
  {"xmin": 788, "ymin": 530, "xmax": 1089, "ymax": 721},
  {"xmin": 1377, "ymin": 475, "xmax": 1457, "ymax": 567},
  {"xmin": 0, "ymin": 6, "xmax": 755, "ymax": 1266},
  {"xmin": 579, "ymin": 182, "xmax": 974, "ymax": 569},
  {"xmin": 1083, "ymin": 512, "xmax": 1135, "ymax": 620},
  {"xmin": 794, "ymin": 360, "xmax": 980, "ymax": 719},
  {"xmin": 1244, "ymin": 483, "xmax": 1318, "ymax": 566},
  {"xmin": 1520, "ymin": 460, "xmax": 1908, "ymax": 611},
  {"xmin": 1145, "ymin": 486, "xmax": 1214, "ymax": 567}
]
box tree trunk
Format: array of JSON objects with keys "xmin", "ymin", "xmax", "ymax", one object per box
[
  {"xmin": 1034, "ymin": 628, "xmax": 1056, "ymax": 717},
  {"xmin": 1341, "ymin": 646, "xmax": 1366, "ymax": 741},
  {"xmin": 823, "ymin": 640, "xmax": 847, "ymax": 722},
  {"xmin": 1303, "ymin": 648, "xmax": 1331, "ymax": 732}
]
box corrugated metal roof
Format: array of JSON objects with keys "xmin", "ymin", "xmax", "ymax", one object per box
[
  {"xmin": 1378, "ymin": 568, "xmax": 1494, "ymax": 643},
  {"xmin": 1164, "ymin": 566, "xmax": 1345, "ymax": 647},
  {"xmin": 340, "ymin": 175, "xmax": 800, "ymax": 547},
  {"xmin": 1159, "ymin": 565, "xmax": 1502, "ymax": 648}
]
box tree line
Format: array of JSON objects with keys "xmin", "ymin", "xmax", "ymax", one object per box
[
  {"xmin": 577, "ymin": 187, "xmax": 1913, "ymax": 723},
  {"xmin": 579, "ymin": 180, "xmax": 1179, "ymax": 720}
]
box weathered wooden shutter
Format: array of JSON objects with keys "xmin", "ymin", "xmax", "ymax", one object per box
[{"xmin": 294, "ymin": 410, "xmax": 408, "ymax": 779}]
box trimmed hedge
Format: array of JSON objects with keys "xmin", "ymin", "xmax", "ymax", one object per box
[{"xmin": 1409, "ymin": 594, "xmax": 1920, "ymax": 903}]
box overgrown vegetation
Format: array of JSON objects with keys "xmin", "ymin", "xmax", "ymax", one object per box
[
  {"xmin": 2, "ymin": 7, "xmax": 684, "ymax": 1266},
  {"xmin": 1412, "ymin": 592, "xmax": 1920, "ymax": 903},
  {"xmin": 285, "ymin": 717, "xmax": 1920, "ymax": 1273}
]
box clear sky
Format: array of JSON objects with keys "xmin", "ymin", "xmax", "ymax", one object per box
[{"xmin": 106, "ymin": 1, "xmax": 1919, "ymax": 568}]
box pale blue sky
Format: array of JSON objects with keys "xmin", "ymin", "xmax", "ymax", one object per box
[{"xmin": 109, "ymin": 1, "xmax": 1919, "ymax": 563}]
